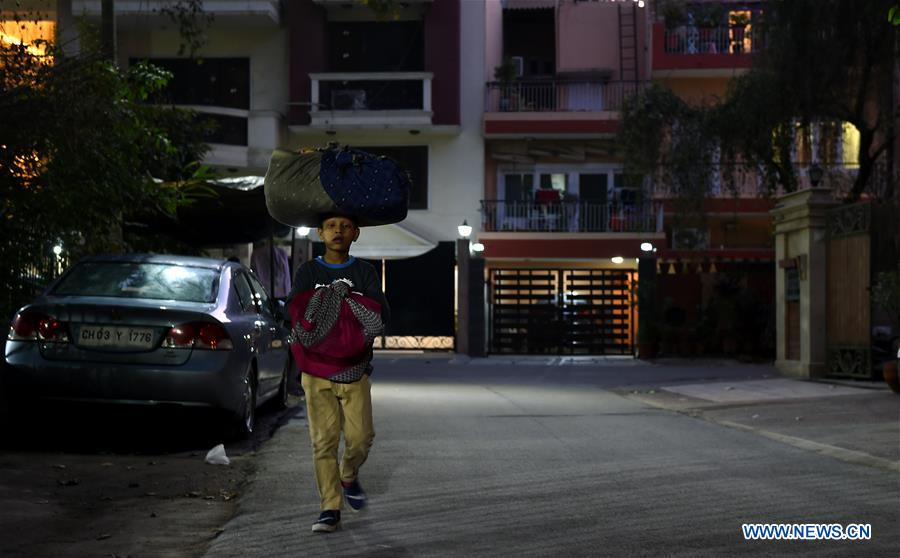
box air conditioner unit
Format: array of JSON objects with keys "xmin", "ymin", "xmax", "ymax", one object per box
[{"xmin": 511, "ymin": 56, "xmax": 524, "ymax": 78}]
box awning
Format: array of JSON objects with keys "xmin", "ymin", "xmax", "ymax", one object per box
[
  {"xmin": 334, "ymin": 222, "xmax": 438, "ymax": 260},
  {"xmin": 503, "ymin": 0, "xmax": 557, "ymax": 10},
  {"xmin": 130, "ymin": 176, "xmax": 288, "ymax": 246}
]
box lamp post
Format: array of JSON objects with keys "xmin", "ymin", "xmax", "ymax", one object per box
[
  {"xmin": 456, "ymin": 220, "xmax": 486, "ymax": 357},
  {"xmin": 808, "ymin": 163, "xmax": 824, "ymax": 188}
]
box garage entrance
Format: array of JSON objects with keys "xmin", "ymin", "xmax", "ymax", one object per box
[{"xmin": 489, "ymin": 268, "xmax": 636, "ymax": 355}]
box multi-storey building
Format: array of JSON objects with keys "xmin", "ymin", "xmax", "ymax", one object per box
[
  {"xmin": 478, "ymin": 0, "xmax": 660, "ymax": 355},
  {"xmin": 16, "ymin": 0, "xmax": 483, "ymax": 350},
  {"xmin": 473, "ymin": 0, "xmax": 805, "ymax": 357}
]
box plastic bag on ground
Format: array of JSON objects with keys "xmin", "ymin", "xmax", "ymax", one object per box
[{"xmin": 205, "ymin": 444, "xmax": 231, "ymax": 466}]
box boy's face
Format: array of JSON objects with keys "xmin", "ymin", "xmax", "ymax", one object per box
[{"xmin": 318, "ymin": 216, "xmax": 359, "ymax": 253}]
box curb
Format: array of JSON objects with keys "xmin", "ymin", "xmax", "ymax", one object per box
[{"xmin": 622, "ymin": 390, "xmax": 900, "ymax": 475}]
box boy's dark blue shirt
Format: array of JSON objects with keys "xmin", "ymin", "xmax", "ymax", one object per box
[{"xmin": 288, "ymin": 256, "xmax": 391, "ymax": 326}]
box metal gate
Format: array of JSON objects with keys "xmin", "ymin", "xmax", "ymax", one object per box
[
  {"xmin": 490, "ymin": 268, "xmax": 635, "ymax": 355},
  {"xmin": 826, "ymin": 202, "xmax": 871, "ymax": 378}
]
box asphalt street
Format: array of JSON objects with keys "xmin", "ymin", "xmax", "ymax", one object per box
[{"xmin": 205, "ymin": 355, "xmax": 899, "ymax": 558}]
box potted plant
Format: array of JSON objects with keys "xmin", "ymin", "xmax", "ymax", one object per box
[
  {"xmin": 660, "ymin": 0, "xmax": 687, "ymax": 29},
  {"xmin": 494, "ymin": 58, "xmax": 519, "ymax": 111},
  {"xmin": 872, "ymin": 269, "xmax": 900, "ymax": 393}
]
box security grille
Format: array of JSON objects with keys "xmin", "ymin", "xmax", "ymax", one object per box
[{"xmin": 490, "ymin": 268, "xmax": 635, "ymax": 355}]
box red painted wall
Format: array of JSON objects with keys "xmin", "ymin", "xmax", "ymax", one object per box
[
  {"xmin": 287, "ymin": 0, "xmax": 327, "ymax": 126},
  {"xmin": 424, "ymin": 0, "xmax": 460, "ymax": 125}
]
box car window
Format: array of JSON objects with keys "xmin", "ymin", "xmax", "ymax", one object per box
[
  {"xmin": 246, "ymin": 273, "xmax": 274, "ymax": 318},
  {"xmin": 232, "ymin": 272, "xmax": 256, "ymax": 313},
  {"xmin": 52, "ymin": 262, "xmax": 219, "ymax": 303}
]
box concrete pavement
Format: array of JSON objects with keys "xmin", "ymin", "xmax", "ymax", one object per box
[
  {"xmin": 622, "ymin": 375, "xmax": 899, "ymax": 472},
  {"xmin": 204, "ymin": 355, "xmax": 899, "ymax": 557}
]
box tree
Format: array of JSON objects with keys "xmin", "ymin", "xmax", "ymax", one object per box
[
  {"xmin": 0, "ymin": 4, "xmax": 213, "ymax": 318},
  {"xmin": 623, "ymin": 0, "xmax": 898, "ymax": 202}
]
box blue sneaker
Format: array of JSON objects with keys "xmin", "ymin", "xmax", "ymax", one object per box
[
  {"xmin": 342, "ymin": 479, "xmax": 367, "ymax": 512},
  {"xmin": 311, "ymin": 510, "xmax": 340, "ymax": 533}
]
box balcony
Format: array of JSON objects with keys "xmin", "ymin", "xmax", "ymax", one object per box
[
  {"xmin": 308, "ymin": 72, "xmax": 433, "ymax": 128},
  {"xmin": 483, "ymin": 80, "xmax": 645, "ymax": 138},
  {"xmin": 72, "ymin": 1, "xmax": 281, "ymax": 25},
  {"xmin": 480, "ymin": 200, "xmax": 663, "ymax": 233},
  {"xmin": 485, "ymin": 80, "xmax": 644, "ymax": 113},
  {"xmin": 652, "ymin": 22, "xmax": 754, "ymax": 72}
]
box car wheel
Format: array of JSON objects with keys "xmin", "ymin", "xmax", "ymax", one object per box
[{"xmin": 232, "ymin": 365, "xmax": 257, "ymax": 439}]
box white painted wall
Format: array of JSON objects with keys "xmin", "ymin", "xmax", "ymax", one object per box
[
  {"xmin": 287, "ymin": 1, "xmax": 486, "ymax": 246},
  {"xmin": 116, "ymin": 23, "xmax": 288, "ymax": 173},
  {"xmin": 485, "ymin": 0, "xmax": 504, "ymax": 82},
  {"xmin": 413, "ymin": 0, "xmax": 485, "ymax": 243}
]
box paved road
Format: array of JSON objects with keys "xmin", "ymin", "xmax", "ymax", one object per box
[{"xmin": 206, "ymin": 356, "xmax": 899, "ymax": 557}]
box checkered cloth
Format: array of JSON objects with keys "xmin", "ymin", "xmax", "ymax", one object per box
[{"xmin": 291, "ymin": 280, "xmax": 383, "ymax": 383}]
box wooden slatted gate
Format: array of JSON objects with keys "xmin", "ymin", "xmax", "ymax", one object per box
[
  {"xmin": 826, "ymin": 202, "xmax": 872, "ymax": 378},
  {"xmin": 489, "ymin": 268, "xmax": 635, "ymax": 355}
]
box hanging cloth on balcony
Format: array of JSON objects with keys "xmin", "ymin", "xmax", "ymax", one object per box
[{"xmin": 264, "ymin": 144, "xmax": 411, "ymax": 228}]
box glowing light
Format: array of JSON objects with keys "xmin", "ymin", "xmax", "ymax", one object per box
[
  {"xmin": 471, "ymin": 242, "xmax": 485, "ymax": 253},
  {"xmin": 611, "ymin": 256, "xmax": 624, "ymax": 264},
  {"xmin": 641, "ymin": 242, "xmax": 654, "ymax": 252},
  {"xmin": 458, "ymin": 220, "xmax": 472, "ymax": 239},
  {"xmin": 296, "ymin": 226, "xmax": 311, "ymax": 237},
  {"xmin": 0, "ymin": 20, "xmax": 55, "ymax": 57},
  {"xmin": 52, "ymin": 245, "xmax": 62, "ymax": 256}
]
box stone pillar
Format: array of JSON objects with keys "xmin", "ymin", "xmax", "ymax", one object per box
[
  {"xmin": 456, "ymin": 238, "xmax": 469, "ymax": 355},
  {"xmin": 455, "ymin": 239, "xmax": 486, "ymax": 357},
  {"xmin": 771, "ymin": 188, "xmax": 838, "ymax": 378}
]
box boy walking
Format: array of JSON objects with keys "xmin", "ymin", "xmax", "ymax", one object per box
[{"xmin": 287, "ymin": 213, "xmax": 390, "ymax": 533}]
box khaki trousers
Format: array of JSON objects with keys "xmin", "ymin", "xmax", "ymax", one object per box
[{"xmin": 301, "ymin": 373, "xmax": 375, "ymax": 511}]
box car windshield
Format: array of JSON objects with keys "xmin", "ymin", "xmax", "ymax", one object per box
[{"xmin": 52, "ymin": 262, "xmax": 219, "ymax": 303}]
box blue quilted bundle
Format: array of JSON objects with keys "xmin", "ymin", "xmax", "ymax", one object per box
[{"xmin": 264, "ymin": 144, "xmax": 410, "ymax": 228}]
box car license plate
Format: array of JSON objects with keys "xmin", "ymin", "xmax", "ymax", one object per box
[{"xmin": 78, "ymin": 325, "xmax": 155, "ymax": 350}]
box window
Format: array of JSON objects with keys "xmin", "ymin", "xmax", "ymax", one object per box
[
  {"xmin": 136, "ymin": 58, "xmax": 251, "ymax": 146},
  {"xmin": 327, "ymin": 21, "xmax": 424, "ymax": 72},
  {"xmin": 0, "ymin": 20, "xmax": 54, "ymax": 57},
  {"xmin": 539, "ymin": 173, "xmax": 567, "ymax": 192},
  {"xmin": 246, "ymin": 273, "xmax": 274, "ymax": 317},
  {"xmin": 579, "ymin": 174, "xmax": 608, "ymax": 202},
  {"xmin": 52, "ymin": 262, "xmax": 219, "ymax": 303},
  {"xmin": 232, "ymin": 272, "xmax": 256, "ymax": 313},
  {"xmin": 140, "ymin": 58, "xmax": 250, "ymax": 109},
  {"xmin": 504, "ymin": 173, "xmax": 534, "ymax": 202},
  {"xmin": 358, "ymin": 146, "xmax": 428, "ymax": 210}
]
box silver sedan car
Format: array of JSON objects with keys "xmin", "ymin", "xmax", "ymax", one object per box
[{"xmin": 4, "ymin": 254, "xmax": 292, "ymax": 438}]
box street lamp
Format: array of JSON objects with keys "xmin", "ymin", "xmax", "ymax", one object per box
[
  {"xmin": 296, "ymin": 226, "xmax": 310, "ymax": 237},
  {"xmin": 808, "ymin": 164, "xmax": 824, "ymax": 188},
  {"xmin": 471, "ymin": 242, "xmax": 485, "ymax": 256},
  {"xmin": 457, "ymin": 220, "xmax": 472, "ymax": 239},
  {"xmin": 640, "ymin": 242, "xmax": 654, "ymax": 253},
  {"xmin": 611, "ymin": 256, "xmax": 624, "ymax": 264}
]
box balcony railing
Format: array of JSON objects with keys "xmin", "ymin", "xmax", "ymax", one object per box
[
  {"xmin": 663, "ymin": 24, "xmax": 756, "ymax": 55},
  {"xmin": 311, "ymin": 72, "xmax": 431, "ymax": 111},
  {"xmin": 481, "ymin": 200, "xmax": 662, "ymax": 233},
  {"xmin": 485, "ymin": 81, "xmax": 645, "ymax": 113},
  {"xmin": 309, "ymin": 72, "xmax": 433, "ymax": 126}
]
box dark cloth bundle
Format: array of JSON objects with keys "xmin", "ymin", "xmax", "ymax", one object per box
[{"xmin": 264, "ymin": 144, "xmax": 411, "ymax": 227}]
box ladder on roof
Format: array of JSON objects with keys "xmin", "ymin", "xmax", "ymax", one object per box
[{"xmin": 618, "ymin": 2, "xmax": 639, "ymax": 85}]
